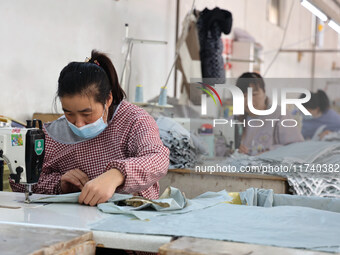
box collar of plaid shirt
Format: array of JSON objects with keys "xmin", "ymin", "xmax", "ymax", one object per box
[{"xmin": 44, "ymin": 103, "xmax": 120, "ymax": 144}]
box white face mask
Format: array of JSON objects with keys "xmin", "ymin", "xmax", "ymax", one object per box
[{"xmin": 66, "ymin": 106, "xmax": 108, "ymax": 139}]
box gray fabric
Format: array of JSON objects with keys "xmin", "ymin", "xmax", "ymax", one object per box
[
  {"xmin": 98, "ymin": 188, "xmax": 232, "ymax": 220},
  {"xmin": 31, "ymin": 192, "xmax": 133, "ymax": 203},
  {"xmin": 224, "ymin": 141, "xmax": 340, "ymax": 197},
  {"xmin": 90, "ymin": 202, "xmax": 340, "ymax": 253},
  {"xmin": 31, "ymin": 187, "xmax": 232, "ymax": 220},
  {"xmin": 239, "ymin": 188, "xmax": 273, "ymax": 207},
  {"xmin": 240, "ymin": 187, "xmax": 340, "ymax": 213},
  {"xmin": 257, "ymin": 140, "xmax": 340, "ymax": 164},
  {"xmin": 156, "ymin": 116, "xmax": 207, "ymax": 169},
  {"xmin": 273, "ymin": 194, "xmax": 340, "ymax": 213}
]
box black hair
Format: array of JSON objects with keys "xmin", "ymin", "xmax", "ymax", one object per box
[
  {"xmin": 57, "ymin": 50, "xmax": 126, "ymax": 119},
  {"xmin": 302, "ymin": 89, "xmax": 330, "ymax": 113},
  {"xmin": 235, "ymin": 72, "xmax": 265, "ymax": 94},
  {"xmin": 235, "ymin": 72, "xmax": 268, "ymax": 125}
]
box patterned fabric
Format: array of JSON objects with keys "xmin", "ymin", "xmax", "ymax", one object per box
[
  {"xmin": 197, "ymin": 7, "xmax": 232, "ymax": 83},
  {"xmin": 11, "ymin": 101, "xmax": 170, "ymax": 199}
]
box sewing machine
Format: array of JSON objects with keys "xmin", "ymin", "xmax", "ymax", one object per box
[
  {"xmin": 172, "ymin": 117, "xmax": 241, "ymax": 157},
  {"xmin": 0, "ymin": 120, "xmax": 45, "ymax": 202}
]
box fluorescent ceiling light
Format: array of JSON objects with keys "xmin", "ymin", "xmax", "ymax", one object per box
[
  {"xmin": 328, "ymin": 20, "xmax": 340, "ymax": 34},
  {"xmin": 301, "ymin": 0, "xmax": 328, "ymax": 22}
]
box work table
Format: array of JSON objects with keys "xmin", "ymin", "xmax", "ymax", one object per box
[{"xmin": 0, "ymin": 191, "xmax": 172, "ymax": 254}]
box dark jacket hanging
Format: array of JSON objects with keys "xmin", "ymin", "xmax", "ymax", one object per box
[{"xmin": 197, "ymin": 7, "xmax": 232, "ymax": 84}]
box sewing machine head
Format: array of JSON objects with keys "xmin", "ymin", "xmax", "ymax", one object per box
[
  {"xmin": 0, "ymin": 119, "xmax": 45, "ymax": 203},
  {"xmin": 172, "ymin": 117, "xmax": 241, "ymax": 157}
]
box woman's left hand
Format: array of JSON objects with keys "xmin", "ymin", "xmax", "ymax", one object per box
[{"xmin": 78, "ymin": 169, "xmax": 124, "ymax": 206}]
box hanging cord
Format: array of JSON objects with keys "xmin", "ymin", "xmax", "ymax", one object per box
[
  {"xmin": 120, "ymin": 39, "xmax": 134, "ymax": 88},
  {"xmin": 161, "ymin": 0, "xmax": 196, "ymax": 89},
  {"xmin": 126, "ymin": 43, "xmax": 134, "ymax": 99},
  {"xmin": 263, "ymin": 0, "xmax": 295, "ymax": 77}
]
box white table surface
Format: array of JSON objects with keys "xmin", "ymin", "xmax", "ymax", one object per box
[{"xmin": 0, "ymin": 191, "xmax": 172, "ymax": 252}]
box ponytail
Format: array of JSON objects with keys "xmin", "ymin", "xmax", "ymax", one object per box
[
  {"xmin": 57, "ymin": 50, "xmax": 126, "ymax": 119},
  {"xmin": 89, "ymin": 50, "xmax": 126, "ymax": 118}
]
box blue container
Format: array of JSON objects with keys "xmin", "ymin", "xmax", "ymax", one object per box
[
  {"xmin": 158, "ymin": 86, "xmax": 167, "ymax": 106},
  {"xmin": 135, "ymin": 85, "xmax": 143, "ymax": 103}
]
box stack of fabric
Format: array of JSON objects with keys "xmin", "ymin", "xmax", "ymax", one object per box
[
  {"xmin": 156, "ymin": 116, "xmax": 207, "ymax": 169},
  {"xmin": 224, "ymin": 141, "xmax": 340, "ymax": 198}
]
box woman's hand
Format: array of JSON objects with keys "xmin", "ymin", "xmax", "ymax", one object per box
[
  {"xmin": 78, "ymin": 169, "xmax": 124, "ymax": 206},
  {"xmin": 61, "ymin": 169, "xmax": 89, "ymax": 193},
  {"xmin": 238, "ymin": 144, "xmax": 249, "ymax": 155}
]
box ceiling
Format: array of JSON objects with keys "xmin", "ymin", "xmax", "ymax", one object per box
[{"xmin": 309, "ymin": 0, "xmax": 340, "ymax": 24}]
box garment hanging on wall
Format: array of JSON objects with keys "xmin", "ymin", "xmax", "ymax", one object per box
[{"xmin": 196, "ymin": 7, "xmax": 232, "ymax": 84}]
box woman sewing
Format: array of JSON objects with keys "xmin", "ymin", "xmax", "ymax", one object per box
[
  {"xmin": 11, "ymin": 50, "xmax": 170, "ymax": 206},
  {"xmin": 301, "ymin": 89, "xmax": 340, "ymax": 139},
  {"xmin": 236, "ymin": 72, "xmax": 304, "ymax": 155}
]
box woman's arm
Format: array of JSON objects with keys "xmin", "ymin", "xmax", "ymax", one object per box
[
  {"xmin": 105, "ymin": 114, "xmax": 170, "ymax": 194},
  {"xmin": 77, "ymin": 113, "xmax": 169, "ymax": 205},
  {"xmin": 271, "ymin": 113, "xmax": 304, "ymax": 150}
]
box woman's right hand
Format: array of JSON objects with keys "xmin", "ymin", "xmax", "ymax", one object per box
[
  {"xmin": 61, "ymin": 169, "xmax": 89, "ymax": 194},
  {"xmin": 238, "ymin": 144, "xmax": 249, "ymax": 155}
]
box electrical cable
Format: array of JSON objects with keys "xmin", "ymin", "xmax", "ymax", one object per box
[{"xmin": 263, "ymin": 0, "xmax": 295, "ymax": 77}]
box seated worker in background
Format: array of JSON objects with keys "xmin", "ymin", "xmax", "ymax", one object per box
[
  {"xmin": 301, "ymin": 90, "xmax": 340, "ymax": 140},
  {"xmin": 11, "ymin": 50, "xmax": 170, "ymax": 205},
  {"xmin": 236, "ymin": 72, "xmax": 304, "ymax": 156}
]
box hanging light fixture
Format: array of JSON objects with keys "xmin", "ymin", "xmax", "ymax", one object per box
[
  {"xmin": 328, "ymin": 20, "xmax": 340, "ymax": 34},
  {"xmin": 301, "ymin": 0, "xmax": 328, "ymax": 22}
]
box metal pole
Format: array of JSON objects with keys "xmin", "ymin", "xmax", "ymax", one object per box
[
  {"xmin": 174, "ymin": 0, "xmax": 180, "ymax": 97},
  {"xmin": 0, "ymin": 160, "xmax": 3, "ymax": 191}
]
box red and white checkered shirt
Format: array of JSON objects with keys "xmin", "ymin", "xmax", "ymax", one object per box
[{"xmin": 11, "ymin": 101, "xmax": 170, "ymax": 199}]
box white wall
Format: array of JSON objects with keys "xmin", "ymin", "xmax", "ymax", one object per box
[
  {"xmin": 179, "ymin": 0, "xmax": 340, "ymax": 78},
  {"xmin": 0, "ymin": 0, "xmax": 176, "ymax": 121},
  {"xmin": 1, "ymin": 0, "xmax": 340, "ymax": 122},
  {"xmin": 177, "ymin": 0, "xmax": 340, "ymax": 104}
]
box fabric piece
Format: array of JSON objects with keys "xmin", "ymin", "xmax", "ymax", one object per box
[
  {"xmin": 239, "ymin": 187, "xmax": 340, "ymax": 213},
  {"xmin": 302, "ymin": 109, "xmax": 340, "ymax": 139},
  {"xmin": 90, "ymin": 203, "xmax": 340, "ymax": 253},
  {"xmin": 31, "ymin": 186, "xmax": 232, "ymax": 221},
  {"xmin": 11, "ymin": 100, "xmax": 170, "ymax": 199},
  {"xmin": 98, "ymin": 189, "xmax": 231, "ymax": 220},
  {"xmin": 273, "ymin": 194, "xmax": 340, "ymax": 213},
  {"xmin": 30, "ymin": 192, "xmax": 133, "ymax": 203},
  {"xmin": 197, "ymin": 7, "xmax": 232, "ymax": 82},
  {"xmin": 224, "ymin": 141, "xmax": 340, "ymax": 197},
  {"xmin": 258, "ymin": 140, "xmax": 340, "ymax": 163},
  {"xmin": 239, "ymin": 188, "xmax": 273, "ymax": 207}
]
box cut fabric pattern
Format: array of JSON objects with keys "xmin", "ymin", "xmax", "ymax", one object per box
[
  {"xmin": 240, "ymin": 187, "xmax": 340, "ymax": 213},
  {"xmin": 224, "ymin": 141, "xmax": 340, "ymax": 198},
  {"xmin": 31, "ymin": 186, "xmax": 232, "ymax": 220}
]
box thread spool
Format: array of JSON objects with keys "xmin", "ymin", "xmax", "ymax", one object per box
[
  {"xmin": 135, "ymin": 85, "xmax": 143, "ymax": 103},
  {"xmin": 158, "ymin": 86, "xmax": 167, "ymax": 106}
]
